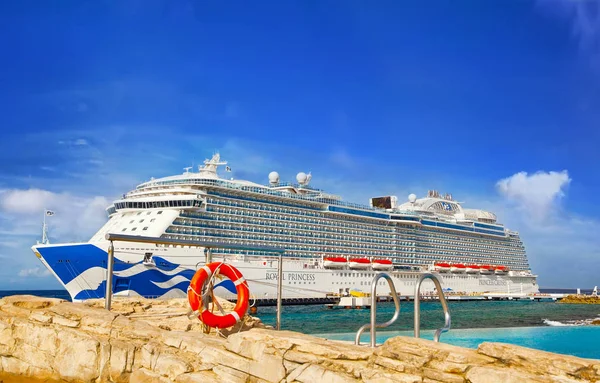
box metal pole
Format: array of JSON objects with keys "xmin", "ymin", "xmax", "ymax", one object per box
[
  {"xmin": 276, "ymin": 252, "xmax": 283, "ymax": 330},
  {"xmin": 206, "ymin": 247, "xmax": 212, "ymax": 264},
  {"xmin": 105, "ymin": 241, "xmax": 115, "ymax": 310}
]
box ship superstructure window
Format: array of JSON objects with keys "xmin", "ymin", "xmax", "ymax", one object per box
[{"xmin": 132, "ymin": 227, "xmax": 137, "ymax": 231}]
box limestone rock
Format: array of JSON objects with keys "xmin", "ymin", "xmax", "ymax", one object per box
[
  {"xmin": 130, "ymin": 368, "xmax": 172, "ymax": 383},
  {"xmin": 54, "ymin": 328, "xmax": 101, "ymax": 382},
  {"xmin": 477, "ymin": 342, "xmax": 599, "ymax": 380},
  {"xmin": 466, "ymin": 366, "xmax": 547, "ymax": 383},
  {"xmin": 0, "ymin": 295, "xmax": 598, "ymax": 383}
]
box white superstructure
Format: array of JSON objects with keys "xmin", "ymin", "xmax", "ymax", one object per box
[{"xmin": 31, "ymin": 154, "xmax": 539, "ymax": 302}]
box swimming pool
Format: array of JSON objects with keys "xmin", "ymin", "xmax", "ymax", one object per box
[{"xmin": 315, "ymin": 325, "xmax": 600, "ymax": 360}]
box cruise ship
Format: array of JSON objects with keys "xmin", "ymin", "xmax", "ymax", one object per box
[{"xmin": 31, "ymin": 154, "xmax": 539, "ymax": 302}]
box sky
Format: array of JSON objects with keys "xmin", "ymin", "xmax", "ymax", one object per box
[{"xmin": 0, "ymin": 0, "xmax": 599, "ymax": 289}]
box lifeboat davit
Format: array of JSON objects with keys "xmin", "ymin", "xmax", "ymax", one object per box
[
  {"xmin": 451, "ymin": 263, "xmax": 466, "ymax": 273},
  {"xmin": 372, "ymin": 259, "xmax": 393, "ymax": 271},
  {"xmin": 465, "ymin": 265, "xmax": 480, "ymax": 274},
  {"xmin": 494, "ymin": 265, "xmax": 509, "ymax": 275},
  {"xmin": 433, "ymin": 262, "xmax": 451, "ymax": 273},
  {"xmin": 349, "ymin": 258, "xmax": 371, "ymax": 269},
  {"xmin": 480, "ymin": 265, "xmax": 493, "ymax": 275},
  {"xmin": 323, "ymin": 257, "xmax": 347, "ymax": 269}
]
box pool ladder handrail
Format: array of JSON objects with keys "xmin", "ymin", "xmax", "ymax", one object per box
[
  {"xmin": 354, "ymin": 273, "xmax": 401, "ymax": 347},
  {"xmin": 414, "ymin": 272, "xmax": 451, "ymax": 342}
]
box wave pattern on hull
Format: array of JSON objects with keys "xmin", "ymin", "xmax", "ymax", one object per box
[{"xmin": 37, "ymin": 244, "xmax": 197, "ymax": 300}]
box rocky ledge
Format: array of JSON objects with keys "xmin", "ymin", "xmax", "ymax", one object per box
[
  {"xmin": 0, "ymin": 295, "xmax": 599, "ymax": 383},
  {"xmin": 561, "ymin": 295, "xmax": 600, "ymax": 305}
]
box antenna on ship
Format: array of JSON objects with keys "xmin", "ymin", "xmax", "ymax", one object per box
[
  {"xmin": 39, "ymin": 209, "xmax": 55, "ymax": 245},
  {"xmin": 200, "ymin": 152, "xmax": 227, "ymax": 173}
]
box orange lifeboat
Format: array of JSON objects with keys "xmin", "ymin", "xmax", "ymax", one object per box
[
  {"xmin": 349, "ymin": 258, "xmax": 371, "ymax": 269},
  {"xmin": 433, "ymin": 262, "xmax": 451, "ymax": 273},
  {"xmin": 494, "ymin": 265, "xmax": 509, "ymax": 275},
  {"xmin": 323, "ymin": 257, "xmax": 347, "ymax": 269},
  {"xmin": 465, "ymin": 265, "xmax": 480, "ymax": 274},
  {"xmin": 372, "ymin": 259, "xmax": 393, "ymax": 271},
  {"xmin": 451, "ymin": 263, "xmax": 466, "ymax": 273},
  {"xmin": 480, "ymin": 265, "xmax": 493, "ymax": 275}
]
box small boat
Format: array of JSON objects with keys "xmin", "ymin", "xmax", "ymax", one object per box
[
  {"xmin": 349, "ymin": 258, "xmax": 371, "ymax": 269},
  {"xmin": 479, "ymin": 265, "xmax": 493, "ymax": 275},
  {"xmin": 433, "ymin": 262, "xmax": 451, "ymax": 273},
  {"xmin": 450, "ymin": 263, "xmax": 466, "ymax": 273},
  {"xmin": 494, "ymin": 265, "xmax": 509, "ymax": 275},
  {"xmin": 465, "ymin": 265, "xmax": 480, "ymax": 274},
  {"xmin": 372, "ymin": 259, "xmax": 393, "ymax": 270},
  {"xmin": 323, "ymin": 257, "xmax": 347, "ymax": 268}
]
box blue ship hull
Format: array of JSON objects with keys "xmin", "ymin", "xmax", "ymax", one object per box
[{"xmin": 32, "ymin": 243, "xmax": 236, "ymax": 301}]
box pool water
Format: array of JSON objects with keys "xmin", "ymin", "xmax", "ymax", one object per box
[{"xmin": 315, "ymin": 325, "xmax": 600, "ymax": 360}]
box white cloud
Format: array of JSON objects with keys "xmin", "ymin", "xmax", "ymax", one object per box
[
  {"xmin": 495, "ymin": 170, "xmax": 571, "ymax": 221},
  {"xmin": 478, "ymin": 169, "xmax": 600, "ymax": 288},
  {"xmin": 18, "ymin": 267, "xmax": 51, "ymax": 278},
  {"xmin": 0, "ymin": 188, "xmax": 110, "ymax": 241}
]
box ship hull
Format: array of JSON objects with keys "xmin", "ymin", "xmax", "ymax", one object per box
[{"xmin": 33, "ymin": 242, "xmax": 540, "ymax": 302}]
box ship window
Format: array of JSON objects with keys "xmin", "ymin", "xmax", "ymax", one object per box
[
  {"xmin": 147, "ymin": 211, "xmax": 151, "ymax": 215},
  {"xmin": 158, "ymin": 211, "xmax": 163, "ymax": 215},
  {"xmin": 132, "ymin": 227, "xmax": 137, "ymax": 231},
  {"xmin": 143, "ymin": 227, "xmax": 148, "ymax": 231},
  {"xmin": 150, "ymin": 218, "xmax": 155, "ymax": 222},
  {"xmin": 139, "ymin": 219, "xmax": 144, "ymax": 223},
  {"xmin": 122, "ymin": 228, "xmax": 127, "ymax": 232},
  {"xmin": 129, "ymin": 220, "xmax": 134, "ymax": 224}
]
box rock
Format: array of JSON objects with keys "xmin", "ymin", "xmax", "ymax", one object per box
[
  {"xmin": 54, "ymin": 328, "xmax": 101, "ymax": 382},
  {"xmin": 466, "ymin": 366, "xmax": 547, "ymax": 383},
  {"xmin": 293, "ymin": 363, "xmax": 359, "ymax": 382},
  {"xmin": 153, "ymin": 353, "xmax": 192, "ymax": 379},
  {"xmin": 130, "ymin": 368, "xmax": 173, "ymax": 383},
  {"xmin": 421, "ymin": 367, "xmax": 464, "ymax": 383},
  {"xmin": 212, "ymin": 364, "xmax": 250, "ymax": 383},
  {"xmin": 559, "ymin": 295, "xmax": 600, "ymax": 305},
  {"xmin": 477, "ymin": 342, "xmax": 599, "ymax": 380},
  {"xmin": 109, "ymin": 339, "xmax": 136, "ymax": 382},
  {"xmin": 0, "ymin": 295, "xmax": 598, "ymax": 383},
  {"xmin": 175, "ymin": 371, "xmax": 223, "ymax": 383},
  {"xmin": 0, "ymin": 295, "xmax": 64, "ymax": 310}
]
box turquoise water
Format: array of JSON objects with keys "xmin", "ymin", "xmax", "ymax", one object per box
[
  {"xmin": 317, "ymin": 326, "xmax": 600, "ymax": 360},
  {"xmin": 256, "ymin": 300, "xmax": 600, "ymax": 332},
  {"xmin": 255, "ymin": 300, "xmax": 600, "ymax": 359}
]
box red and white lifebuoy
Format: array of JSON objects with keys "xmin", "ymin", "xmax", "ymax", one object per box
[{"xmin": 187, "ymin": 262, "xmax": 250, "ymax": 329}]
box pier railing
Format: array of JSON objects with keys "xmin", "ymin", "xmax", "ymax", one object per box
[{"xmin": 103, "ymin": 234, "xmax": 287, "ymax": 330}]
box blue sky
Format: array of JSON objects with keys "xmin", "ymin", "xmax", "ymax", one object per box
[{"xmin": 0, "ymin": 0, "xmax": 599, "ymax": 289}]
